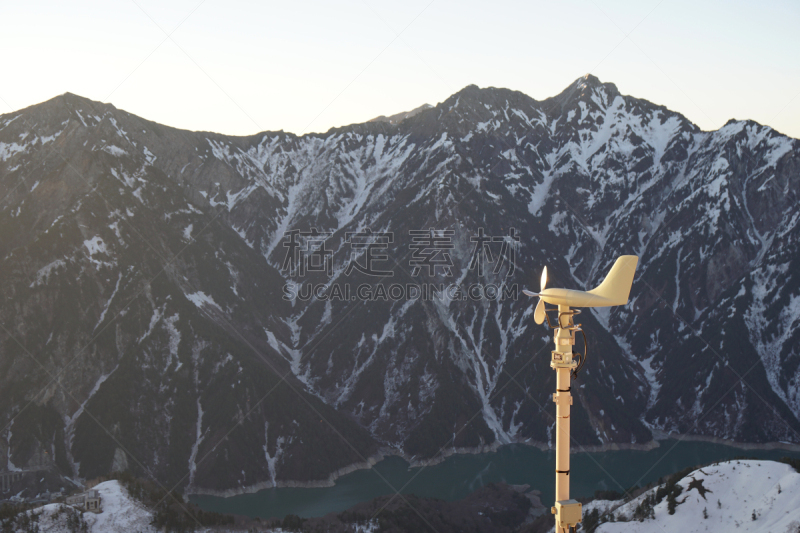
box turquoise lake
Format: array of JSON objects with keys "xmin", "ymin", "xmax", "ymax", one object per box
[{"xmin": 190, "ymin": 439, "xmax": 800, "ymax": 519}]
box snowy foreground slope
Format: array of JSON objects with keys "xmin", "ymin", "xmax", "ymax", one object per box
[
  {"xmin": 25, "ymin": 481, "xmax": 156, "ymax": 533},
  {"xmin": 22, "ymin": 480, "xmax": 377, "ymax": 533},
  {"xmin": 587, "ymin": 460, "xmax": 800, "ymax": 533}
]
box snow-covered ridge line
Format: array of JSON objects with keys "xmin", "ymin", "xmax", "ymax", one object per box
[{"xmin": 590, "ymin": 460, "xmax": 800, "ymax": 533}]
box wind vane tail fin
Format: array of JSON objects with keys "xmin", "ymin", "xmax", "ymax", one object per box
[{"xmin": 587, "ymin": 255, "xmax": 639, "ymax": 305}]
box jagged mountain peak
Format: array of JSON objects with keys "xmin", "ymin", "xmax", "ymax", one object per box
[
  {"xmin": 443, "ymin": 83, "xmax": 536, "ymax": 108},
  {"xmin": 576, "ymin": 73, "xmax": 609, "ymax": 90},
  {"xmin": 539, "ymin": 74, "xmax": 620, "ymax": 115},
  {"xmin": 57, "ymin": 91, "xmax": 106, "ymax": 106},
  {"xmin": 19, "ymin": 92, "xmax": 116, "ymax": 119}
]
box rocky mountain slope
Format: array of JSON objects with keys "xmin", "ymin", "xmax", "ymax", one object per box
[{"xmin": 0, "ymin": 75, "xmax": 798, "ymax": 495}]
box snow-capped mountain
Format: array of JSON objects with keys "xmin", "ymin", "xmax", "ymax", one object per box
[
  {"xmin": 586, "ymin": 460, "xmax": 800, "ymax": 532},
  {"xmin": 0, "ymin": 74, "xmax": 798, "ymax": 494}
]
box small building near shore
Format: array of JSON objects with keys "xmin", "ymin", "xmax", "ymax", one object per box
[{"xmin": 66, "ymin": 489, "xmax": 102, "ymax": 512}]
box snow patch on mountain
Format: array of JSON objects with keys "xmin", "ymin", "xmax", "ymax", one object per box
[
  {"xmin": 187, "ymin": 396, "xmax": 206, "ymax": 488},
  {"xmin": 528, "ymin": 150, "xmax": 558, "ymax": 216},
  {"xmin": 94, "ymin": 272, "xmax": 122, "ymax": 331},
  {"xmin": 30, "ymin": 258, "xmax": 67, "ymax": 287},
  {"xmin": 164, "ymin": 313, "xmax": 181, "ymax": 371},
  {"xmin": 263, "ymin": 421, "xmax": 288, "ymax": 487},
  {"xmin": 138, "ymin": 304, "xmax": 164, "ymax": 343},
  {"xmin": 83, "ymin": 236, "xmax": 107, "ymax": 256},
  {"xmin": 102, "ymin": 145, "xmax": 127, "ymax": 157},
  {"xmin": 0, "ymin": 141, "xmax": 26, "ymax": 161},
  {"xmin": 185, "ymin": 291, "xmax": 223, "ymax": 312},
  {"xmin": 64, "ymin": 363, "xmax": 120, "ymax": 478}
]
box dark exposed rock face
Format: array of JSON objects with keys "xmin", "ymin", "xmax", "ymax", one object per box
[{"xmin": 0, "ymin": 74, "xmax": 798, "ymax": 494}]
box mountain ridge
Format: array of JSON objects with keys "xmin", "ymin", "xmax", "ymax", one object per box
[
  {"xmin": 16, "ymin": 79, "xmax": 795, "ymax": 142},
  {"xmin": 0, "ymin": 76, "xmax": 798, "ymax": 496}
]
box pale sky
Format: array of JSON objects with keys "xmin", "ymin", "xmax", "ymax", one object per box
[{"xmin": 2, "ymin": 0, "xmax": 799, "ymax": 139}]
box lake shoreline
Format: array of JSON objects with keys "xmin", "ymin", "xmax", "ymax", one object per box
[{"xmin": 187, "ymin": 434, "xmax": 800, "ymax": 498}]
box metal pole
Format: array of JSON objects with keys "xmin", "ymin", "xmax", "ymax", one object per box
[
  {"xmin": 555, "ymin": 366, "xmax": 571, "ymax": 504},
  {"xmin": 550, "ymin": 305, "xmax": 581, "ymax": 532}
]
